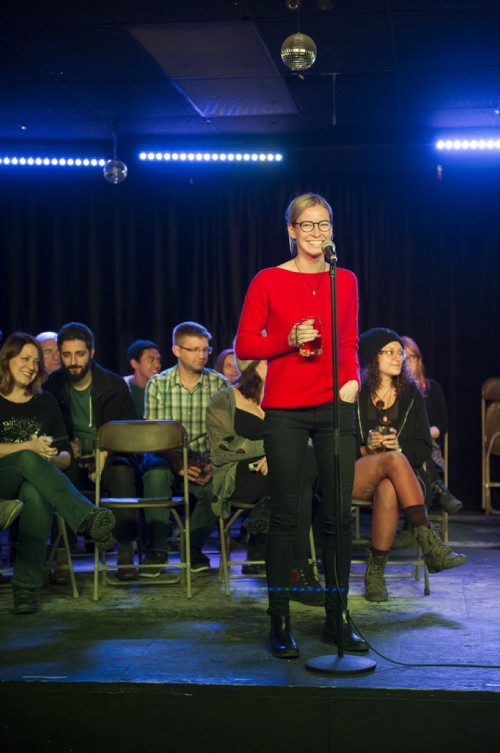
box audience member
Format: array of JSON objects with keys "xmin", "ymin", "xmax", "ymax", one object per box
[
  {"xmin": 355, "ymin": 328, "xmax": 467, "ymax": 601},
  {"xmin": 402, "ymin": 335, "xmax": 463, "ymax": 514},
  {"xmin": 213, "ymin": 348, "xmax": 240, "ymax": 382},
  {"xmin": 36, "ymin": 331, "xmax": 61, "ymax": 374},
  {"xmin": 45, "ymin": 322, "xmax": 139, "ymax": 581},
  {"xmin": 142, "ymin": 321, "xmax": 228, "ymax": 575},
  {"xmin": 0, "ymin": 499, "xmax": 24, "ymax": 530},
  {"xmin": 0, "ymin": 332, "xmax": 115, "ymax": 613},
  {"xmin": 124, "ymin": 339, "xmax": 161, "ymax": 418},
  {"xmin": 206, "ymin": 355, "xmax": 323, "ymax": 605}
]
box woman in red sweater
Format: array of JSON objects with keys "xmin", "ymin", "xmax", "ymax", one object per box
[{"xmin": 236, "ymin": 193, "xmax": 365, "ymax": 659}]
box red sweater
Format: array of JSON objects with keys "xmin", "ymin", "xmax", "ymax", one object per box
[{"xmin": 236, "ymin": 267, "xmax": 360, "ymax": 410}]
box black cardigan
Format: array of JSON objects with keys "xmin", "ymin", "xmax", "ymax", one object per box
[{"xmin": 356, "ymin": 382, "xmax": 432, "ymax": 469}]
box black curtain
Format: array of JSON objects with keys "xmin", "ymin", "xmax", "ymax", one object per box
[{"xmin": 1, "ymin": 159, "xmax": 499, "ymax": 508}]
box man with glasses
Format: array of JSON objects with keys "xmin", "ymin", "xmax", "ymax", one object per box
[{"xmin": 142, "ymin": 321, "xmax": 228, "ymax": 574}]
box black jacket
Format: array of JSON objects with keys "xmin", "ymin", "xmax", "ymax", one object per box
[
  {"xmin": 45, "ymin": 361, "xmax": 136, "ymax": 438},
  {"xmin": 356, "ymin": 381, "xmax": 433, "ymax": 504},
  {"xmin": 356, "ymin": 382, "xmax": 432, "ymax": 468}
]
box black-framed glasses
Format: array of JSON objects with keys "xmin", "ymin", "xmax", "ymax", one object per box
[
  {"xmin": 177, "ymin": 345, "xmax": 213, "ymax": 355},
  {"xmin": 379, "ymin": 348, "xmax": 406, "ymax": 361},
  {"xmin": 293, "ymin": 220, "xmax": 332, "ymax": 232}
]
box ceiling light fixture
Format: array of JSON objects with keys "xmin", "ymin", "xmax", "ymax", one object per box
[
  {"xmin": 281, "ymin": 1, "xmax": 317, "ymax": 72},
  {"xmin": 138, "ymin": 151, "xmax": 283, "ymax": 164},
  {"xmin": 281, "ymin": 33, "xmax": 317, "ymax": 71},
  {"xmin": 103, "ymin": 125, "xmax": 128, "ymax": 184},
  {"xmin": 0, "ymin": 155, "xmax": 106, "ymax": 167}
]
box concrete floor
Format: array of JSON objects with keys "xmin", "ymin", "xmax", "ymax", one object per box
[
  {"xmin": 2, "ymin": 513, "xmax": 500, "ymax": 753},
  {"xmin": 1, "ymin": 512, "xmax": 499, "ymax": 691}
]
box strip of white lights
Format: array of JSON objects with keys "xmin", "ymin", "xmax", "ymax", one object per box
[
  {"xmin": 138, "ymin": 151, "xmax": 283, "ymax": 163},
  {"xmin": 0, "ymin": 156, "xmax": 107, "ymax": 167},
  {"xmin": 436, "ymin": 139, "xmax": 500, "ymax": 151}
]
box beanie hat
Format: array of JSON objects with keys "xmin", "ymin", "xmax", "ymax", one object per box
[{"xmin": 358, "ymin": 327, "xmax": 404, "ymax": 367}]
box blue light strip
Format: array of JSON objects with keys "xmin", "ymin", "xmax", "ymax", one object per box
[
  {"xmin": 436, "ymin": 138, "xmax": 500, "ymax": 151},
  {"xmin": 0, "ymin": 156, "xmax": 107, "ymax": 167},
  {"xmin": 138, "ymin": 151, "xmax": 283, "ymax": 163}
]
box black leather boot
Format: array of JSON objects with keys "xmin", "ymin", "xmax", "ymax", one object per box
[
  {"xmin": 269, "ymin": 615, "xmax": 299, "ymax": 659},
  {"xmin": 323, "ymin": 609, "xmax": 369, "ymax": 654}
]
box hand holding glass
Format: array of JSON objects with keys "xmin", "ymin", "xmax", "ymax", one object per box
[{"xmin": 297, "ymin": 316, "xmax": 322, "ymax": 357}]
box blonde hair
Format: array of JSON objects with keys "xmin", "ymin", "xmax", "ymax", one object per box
[{"xmin": 285, "ymin": 193, "xmax": 333, "ymax": 256}]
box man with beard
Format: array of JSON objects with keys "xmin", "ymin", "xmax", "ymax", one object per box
[
  {"xmin": 142, "ymin": 321, "xmax": 228, "ymax": 575},
  {"xmin": 45, "ymin": 322, "xmax": 139, "ymax": 581}
]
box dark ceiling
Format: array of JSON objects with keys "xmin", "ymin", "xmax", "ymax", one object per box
[{"xmin": 2, "ymin": 0, "xmax": 500, "ymax": 154}]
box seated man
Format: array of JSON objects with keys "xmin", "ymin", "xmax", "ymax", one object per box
[
  {"xmin": 124, "ymin": 339, "xmax": 161, "ymax": 418},
  {"xmin": 142, "ymin": 321, "xmax": 228, "ymax": 574},
  {"xmin": 45, "ymin": 321, "xmax": 139, "ymax": 580},
  {"xmin": 36, "ymin": 331, "xmax": 61, "ymax": 374}
]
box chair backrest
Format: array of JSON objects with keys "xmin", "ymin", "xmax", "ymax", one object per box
[
  {"xmin": 482, "ymin": 378, "xmax": 500, "ymax": 457},
  {"xmin": 482, "ymin": 378, "xmax": 500, "ymax": 402},
  {"xmin": 485, "ymin": 403, "xmax": 500, "ymax": 457},
  {"xmin": 96, "ymin": 420, "xmax": 187, "ymax": 454}
]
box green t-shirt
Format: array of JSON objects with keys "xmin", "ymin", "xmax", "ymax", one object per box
[
  {"xmin": 129, "ymin": 380, "xmax": 145, "ymax": 419},
  {"xmin": 69, "ymin": 384, "xmax": 96, "ymax": 453}
]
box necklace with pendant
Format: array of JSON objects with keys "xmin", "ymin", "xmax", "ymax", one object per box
[
  {"xmin": 293, "ymin": 257, "xmax": 325, "ymax": 296},
  {"xmin": 373, "ymin": 384, "xmax": 394, "ymax": 409}
]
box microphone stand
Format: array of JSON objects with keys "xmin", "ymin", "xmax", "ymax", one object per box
[{"xmin": 306, "ymin": 241, "xmax": 376, "ymax": 676}]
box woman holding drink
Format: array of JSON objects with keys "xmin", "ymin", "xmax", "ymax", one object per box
[
  {"xmin": 236, "ymin": 193, "xmax": 364, "ymax": 658},
  {"xmin": 353, "ymin": 327, "xmax": 467, "ymax": 602}
]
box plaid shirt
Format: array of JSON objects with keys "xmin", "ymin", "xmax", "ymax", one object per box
[{"xmin": 145, "ymin": 365, "xmax": 228, "ymax": 453}]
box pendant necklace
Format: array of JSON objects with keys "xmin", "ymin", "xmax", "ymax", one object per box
[
  {"xmin": 293, "ymin": 257, "xmax": 325, "ymax": 296},
  {"xmin": 373, "ymin": 384, "xmax": 394, "ymax": 409}
]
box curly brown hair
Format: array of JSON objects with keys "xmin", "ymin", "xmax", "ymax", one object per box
[
  {"xmin": 0, "ymin": 332, "xmax": 47, "ymax": 396},
  {"xmin": 234, "ymin": 361, "xmax": 263, "ymax": 404},
  {"xmin": 362, "ymin": 355, "xmax": 415, "ymax": 399}
]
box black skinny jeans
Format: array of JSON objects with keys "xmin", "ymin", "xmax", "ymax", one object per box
[{"xmin": 264, "ymin": 401, "xmax": 355, "ymax": 616}]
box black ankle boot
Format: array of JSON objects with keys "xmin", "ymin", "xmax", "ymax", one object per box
[
  {"xmin": 269, "ymin": 615, "xmax": 299, "ymax": 659},
  {"xmin": 323, "ymin": 610, "xmax": 369, "ymax": 654}
]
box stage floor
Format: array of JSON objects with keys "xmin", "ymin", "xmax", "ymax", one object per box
[{"xmin": 1, "ymin": 513, "xmax": 500, "ymax": 752}]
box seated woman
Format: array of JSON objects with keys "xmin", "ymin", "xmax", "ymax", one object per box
[
  {"xmin": 352, "ymin": 327, "xmax": 467, "ymax": 602},
  {"xmin": 213, "ymin": 348, "xmax": 240, "ymax": 383},
  {"xmin": 0, "ymin": 332, "xmax": 116, "ymax": 614},
  {"xmin": 401, "ymin": 335, "xmax": 462, "ymax": 514},
  {"xmin": 206, "ymin": 355, "xmax": 322, "ymax": 606},
  {"xmin": 0, "ymin": 499, "xmax": 23, "ymax": 530}
]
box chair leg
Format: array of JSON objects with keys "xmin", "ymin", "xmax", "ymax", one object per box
[
  {"xmin": 219, "ymin": 517, "xmax": 230, "ymax": 596},
  {"xmin": 46, "ymin": 514, "xmax": 79, "ymax": 599},
  {"xmin": 57, "ymin": 515, "xmax": 79, "ymax": 599},
  {"xmin": 92, "ymin": 544, "xmax": 100, "ymax": 601}
]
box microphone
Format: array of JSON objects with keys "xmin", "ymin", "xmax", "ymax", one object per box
[{"xmin": 321, "ymin": 240, "xmax": 337, "ymax": 263}]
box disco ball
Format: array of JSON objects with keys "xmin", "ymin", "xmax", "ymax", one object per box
[
  {"xmin": 103, "ymin": 159, "xmax": 128, "ymax": 184},
  {"xmin": 281, "ymin": 33, "xmax": 317, "ymax": 71}
]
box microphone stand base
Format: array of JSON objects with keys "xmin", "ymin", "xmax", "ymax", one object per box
[{"xmin": 306, "ymin": 653, "xmax": 376, "ymax": 676}]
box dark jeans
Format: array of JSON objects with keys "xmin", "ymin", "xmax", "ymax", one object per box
[
  {"xmin": 0, "ymin": 450, "xmax": 95, "ymax": 589},
  {"xmin": 142, "ymin": 453, "xmax": 217, "ymax": 554},
  {"xmin": 264, "ymin": 401, "xmax": 355, "ymax": 616},
  {"xmin": 67, "ymin": 456, "xmax": 139, "ymax": 549},
  {"xmin": 232, "ymin": 450, "xmax": 317, "ymax": 566}
]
